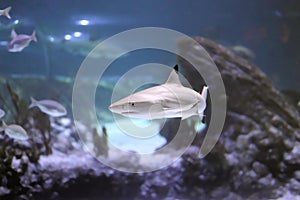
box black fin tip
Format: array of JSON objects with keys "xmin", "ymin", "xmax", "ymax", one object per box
[{"xmin": 173, "ymin": 64, "xmax": 178, "ymax": 73}]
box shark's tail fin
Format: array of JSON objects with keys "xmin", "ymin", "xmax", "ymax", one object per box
[
  {"xmin": 199, "ymin": 86, "xmax": 208, "ymax": 123},
  {"xmin": 199, "ymin": 113, "xmax": 205, "ymax": 123},
  {"xmin": 201, "ymin": 86, "xmax": 208, "ymax": 100}
]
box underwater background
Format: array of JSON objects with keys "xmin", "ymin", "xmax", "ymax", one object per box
[
  {"xmin": 0, "ymin": 0, "xmax": 299, "ymax": 200},
  {"xmin": 0, "ymin": 0, "xmax": 299, "ymax": 90}
]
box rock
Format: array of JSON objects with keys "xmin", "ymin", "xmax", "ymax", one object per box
[
  {"xmin": 3, "ymin": 36, "xmax": 300, "ymax": 200},
  {"xmin": 252, "ymin": 161, "xmax": 269, "ymax": 177},
  {"xmin": 288, "ymin": 178, "xmax": 300, "ymax": 193},
  {"xmin": 284, "ymin": 143, "xmax": 300, "ymax": 165},
  {"xmin": 0, "ymin": 187, "xmax": 10, "ymax": 195},
  {"xmin": 177, "ymin": 37, "xmax": 300, "ymax": 198},
  {"xmin": 258, "ymin": 174, "xmax": 276, "ymax": 187},
  {"xmin": 295, "ymin": 171, "xmax": 300, "ymax": 181}
]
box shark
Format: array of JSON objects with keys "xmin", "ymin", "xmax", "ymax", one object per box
[{"xmin": 109, "ymin": 65, "xmax": 208, "ymax": 121}]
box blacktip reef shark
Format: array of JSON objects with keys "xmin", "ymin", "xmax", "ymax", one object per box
[{"xmin": 109, "ymin": 65, "xmax": 208, "ymax": 121}]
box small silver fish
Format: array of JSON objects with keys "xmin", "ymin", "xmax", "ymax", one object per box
[
  {"xmin": 8, "ymin": 29, "xmax": 37, "ymax": 52},
  {"xmin": 0, "ymin": 6, "xmax": 11, "ymax": 19},
  {"xmin": 0, "ymin": 108, "xmax": 5, "ymax": 119},
  {"xmin": 29, "ymin": 97, "xmax": 67, "ymax": 117},
  {"xmin": 1, "ymin": 121, "xmax": 29, "ymax": 140}
]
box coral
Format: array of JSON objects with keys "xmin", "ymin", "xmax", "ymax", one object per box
[
  {"xmin": 92, "ymin": 126, "xmax": 108, "ymax": 158},
  {"xmin": 0, "ymin": 80, "xmax": 52, "ymax": 154},
  {"xmin": 0, "ymin": 79, "xmax": 53, "ymax": 199},
  {"xmin": 0, "ymin": 132, "xmax": 40, "ymax": 199}
]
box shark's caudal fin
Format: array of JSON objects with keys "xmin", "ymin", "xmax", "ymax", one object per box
[
  {"xmin": 200, "ymin": 114, "xmax": 205, "ymax": 123},
  {"xmin": 201, "ymin": 86, "xmax": 208, "ymax": 100},
  {"xmin": 199, "ymin": 86, "xmax": 208, "ymax": 123},
  {"xmin": 165, "ymin": 64, "xmax": 182, "ymax": 85}
]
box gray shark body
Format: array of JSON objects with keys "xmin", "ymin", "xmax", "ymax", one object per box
[{"xmin": 109, "ymin": 66, "xmax": 208, "ymax": 121}]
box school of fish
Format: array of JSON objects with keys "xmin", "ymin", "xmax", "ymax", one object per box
[
  {"xmin": 0, "ymin": 97, "xmax": 67, "ymax": 140},
  {"xmin": 0, "ymin": 5, "xmax": 37, "ymax": 52},
  {"xmin": 0, "ymin": 5, "xmax": 67, "ymax": 139}
]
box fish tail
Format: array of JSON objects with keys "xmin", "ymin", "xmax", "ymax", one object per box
[
  {"xmin": 3, "ymin": 6, "xmax": 11, "ymax": 19},
  {"xmin": 28, "ymin": 97, "xmax": 38, "ymax": 109},
  {"xmin": 199, "ymin": 86, "xmax": 208, "ymax": 123},
  {"xmin": 31, "ymin": 30, "xmax": 37, "ymax": 42},
  {"xmin": 199, "ymin": 114, "xmax": 206, "ymax": 123},
  {"xmin": 200, "ymin": 85, "xmax": 208, "ymax": 101}
]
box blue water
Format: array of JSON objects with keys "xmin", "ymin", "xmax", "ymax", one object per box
[
  {"xmin": 0, "ymin": 0, "xmax": 299, "ymax": 90},
  {"xmin": 0, "ymin": 2, "xmax": 299, "ymax": 199},
  {"xmin": 0, "ymin": 0, "xmax": 299, "ymax": 153}
]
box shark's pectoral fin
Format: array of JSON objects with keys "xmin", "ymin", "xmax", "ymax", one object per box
[
  {"xmin": 181, "ymin": 110, "xmax": 196, "ymax": 120},
  {"xmin": 182, "ymin": 111, "xmax": 205, "ymax": 122},
  {"xmin": 181, "ymin": 103, "xmax": 200, "ymax": 120},
  {"xmin": 181, "ymin": 114, "xmax": 191, "ymax": 120}
]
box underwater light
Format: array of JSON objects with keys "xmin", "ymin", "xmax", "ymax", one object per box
[
  {"xmin": 73, "ymin": 32, "xmax": 82, "ymax": 37},
  {"xmin": 78, "ymin": 19, "xmax": 89, "ymax": 26},
  {"xmin": 64, "ymin": 34, "xmax": 72, "ymax": 40},
  {"xmin": 13, "ymin": 19, "xmax": 19, "ymax": 25},
  {"xmin": 48, "ymin": 36, "xmax": 55, "ymax": 42}
]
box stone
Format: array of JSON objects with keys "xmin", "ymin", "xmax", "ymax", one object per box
[{"xmin": 3, "ymin": 36, "xmax": 300, "ymax": 200}]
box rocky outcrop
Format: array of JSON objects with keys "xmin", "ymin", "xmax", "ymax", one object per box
[
  {"xmin": 2, "ymin": 37, "xmax": 300, "ymax": 200},
  {"xmin": 34, "ymin": 37, "xmax": 300, "ymax": 200},
  {"xmin": 177, "ymin": 37, "xmax": 300, "ymax": 198}
]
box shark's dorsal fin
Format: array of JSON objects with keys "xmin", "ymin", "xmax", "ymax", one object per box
[
  {"xmin": 173, "ymin": 64, "xmax": 178, "ymax": 72},
  {"xmin": 165, "ymin": 65, "xmax": 182, "ymax": 85}
]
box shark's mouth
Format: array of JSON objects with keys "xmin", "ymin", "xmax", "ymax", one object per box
[{"xmin": 121, "ymin": 111, "xmax": 137, "ymax": 114}]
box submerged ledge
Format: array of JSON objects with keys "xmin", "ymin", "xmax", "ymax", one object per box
[{"xmin": 1, "ymin": 37, "xmax": 300, "ymax": 200}]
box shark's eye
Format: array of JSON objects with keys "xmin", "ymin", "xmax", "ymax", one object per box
[
  {"xmin": 129, "ymin": 102, "xmax": 135, "ymax": 107},
  {"xmin": 131, "ymin": 102, "xmax": 135, "ymax": 106}
]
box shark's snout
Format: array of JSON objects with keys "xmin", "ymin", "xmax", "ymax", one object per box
[
  {"xmin": 109, "ymin": 101, "xmax": 138, "ymax": 116},
  {"xmin": 109, "ymin": 104, "xmax": 117, "ymax": 112},
  {"xmin": 109, "ymin": 102, "xmax": 130, "ymax": 114}
]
